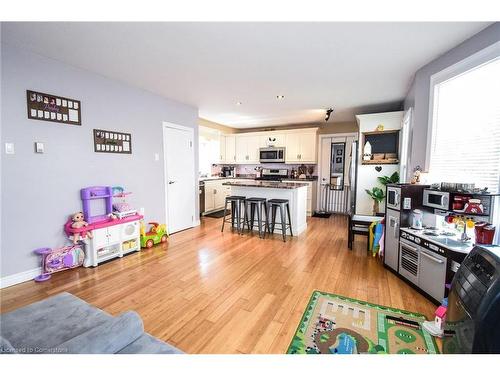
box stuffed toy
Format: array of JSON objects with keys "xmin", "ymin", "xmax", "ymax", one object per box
[{"xmin": 71, "ymin": 211, "xmax": 93, "ymax": 243}]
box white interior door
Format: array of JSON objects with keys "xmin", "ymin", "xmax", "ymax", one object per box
[{"xmin": 163, "ymin": 123, "xmax": 195, "ymax": 234}]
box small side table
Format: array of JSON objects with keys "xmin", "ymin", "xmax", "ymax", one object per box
[{"xmin": 348, "ymin": 214, "xmax": 383, "ymax": 251}]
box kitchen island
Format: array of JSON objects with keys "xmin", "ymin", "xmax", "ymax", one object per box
[{"xmin": 222, "ymin": 180, "xmax": 308, "ymax": 236}]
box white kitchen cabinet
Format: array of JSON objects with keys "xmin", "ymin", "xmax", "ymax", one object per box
[
  {"xmin": 218, "ymin": 128, "xmax": 318, "ymax": 165},
  {"xmin": 213, "ymin": 182, "xmax": 226, "ymax": 209},
  {"xmin": 204, "ymin": 184, "xmax": 216, "ymax": 212},
  {"xmin": 219, "ymin": 134, "xmax": 226, "ymax": 163},
  {"xmin": 204, "ymin": 179, "xmax": 230, "ymax": 213},
  {"xmin": 225, "ymin": 135, "xmax": 236, "ymax": 164},
  {"xmin": 285, "ymin": 133, "xmax": 301, "ymax": 162},
  {"xmin": 235, "ymin": 136, "xmax": 248, "ymax": 163},
  {"xmin": 285, "ymin": 132, "xmax": 317, "ymax": 164},
  {"xmin": 235, "ymin": 135, "xmax": 261, "ymax": 164},
  {"xmin": 246, "ymin": 136, "xmax": 261, "ymax": 163},
  {"xmin": 299, "ymin": 132, "xmax": 318, "ymax": 163}
]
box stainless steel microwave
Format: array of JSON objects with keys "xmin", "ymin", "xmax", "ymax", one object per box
[
  {"xmin": 423, "ymin": 189, "xmax": 450, "ymax": 210},
  {"xmin": 259, "ymin": 147, "xmax": 285, "ymax": 163}
]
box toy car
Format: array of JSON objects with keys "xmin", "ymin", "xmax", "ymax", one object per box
[{"xmin": 140, "ymin": 222, "xmax": 168, "ymax": 248}]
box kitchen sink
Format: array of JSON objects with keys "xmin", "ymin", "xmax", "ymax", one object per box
[{"xmin": 433, "ymin": 237, "xmax": 471, "ymax": 248}]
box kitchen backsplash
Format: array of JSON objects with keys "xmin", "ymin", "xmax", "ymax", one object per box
[{"xmin": 211, "ymin": 163, "xmax": 316, "ymax": 177}]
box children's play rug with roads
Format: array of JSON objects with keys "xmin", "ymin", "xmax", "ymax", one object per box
[{"xmin": 287, "ymin": 290, "xmax": 439, "ymax": 354}]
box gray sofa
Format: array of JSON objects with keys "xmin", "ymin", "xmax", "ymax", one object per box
[{"xmin": 0, "ymin": 292, "xmax": 182, "ymax": 354}]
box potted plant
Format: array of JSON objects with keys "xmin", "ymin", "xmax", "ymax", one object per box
[
  {"xmin": 377, "ymin": 171, "xmax": 399, "ymax": 186},
  {"xmin": 365, "ymin": 187, "xmax": 385, "ymax": 215}
]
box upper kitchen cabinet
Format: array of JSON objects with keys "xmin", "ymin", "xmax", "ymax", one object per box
[
  {"xmin": 219, "ymin": 134, "xmax": 226, "ymax": 163},
  {"xmin": 225, "ymin": 135, "xmax": 237, "ymax": 164},
  {"xmin": 236, "ymin": 135, "xmax": 261, "ymax": 163},
  {"xmin": 218, "ymin": 128, "xmax": 318, "ymax": 165},
  {"xmin": 285, "ymin": 131, "xmax": 317, "ymax": 164},
  {"xmin": 260, "ymin": 133, "xmax": 285, "ymax": 148}
]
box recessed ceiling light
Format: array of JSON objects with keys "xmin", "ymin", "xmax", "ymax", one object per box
[
  {"xmin": 276, "ymin": 95, "xmax": 285, "ymax": 100},
  {"xmin": 236, "ymin": 101, "xmax": 242, "ymax": 106}
]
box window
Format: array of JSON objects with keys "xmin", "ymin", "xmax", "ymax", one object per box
[
  {"xmin": 428, "ymin": 47, "xmax": 500, "ymax": 193},
  {"xmin": 198, "ymin": 126, "xmax": 221, "ymax": 177}
]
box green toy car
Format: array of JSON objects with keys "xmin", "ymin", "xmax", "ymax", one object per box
[{"xmin": 140, "ymin": 222, "xmax": 168, "ymax": 248}]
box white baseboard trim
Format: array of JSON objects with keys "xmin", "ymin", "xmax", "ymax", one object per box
[
  {"xmin": 193, "ymin": 219, "xmax": 201, "ymax": 226},
  {"xmin": 0, "ymin": 267, "xmax": 40, "ymax": 289}
]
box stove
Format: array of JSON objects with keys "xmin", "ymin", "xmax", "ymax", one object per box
[
  {"xmin": 256, "ymin": 168, "xmax": 288, "ymax": 182},
  {"xmin": 401, "ymin": 230, "xmax": 446, "ymax": 256},
  {"xmin": 400, "ymin": 227, "xmax": 473, "ymax": 256}
]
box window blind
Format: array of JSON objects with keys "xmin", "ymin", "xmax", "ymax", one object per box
[{"xmin": 428, "ymin": 57, "xmax": 500, "ymax": 193}]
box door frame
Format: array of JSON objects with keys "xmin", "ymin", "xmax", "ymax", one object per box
[
  {"xmin": 162, "ymin": 121, "xmax": 198, "ymax": 234},
  {"xmin": 316, "ymin": 132, "xmax": 358, "ymax": 211}
]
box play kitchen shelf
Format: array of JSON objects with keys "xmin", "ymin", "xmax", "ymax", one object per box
[
  {"xmin": 424, "ymin": 186, "xmax": 500, "ymax": 219},
  {"xmin": 448, "ymin": 191, "xmax": 498, "ymax": 217}
]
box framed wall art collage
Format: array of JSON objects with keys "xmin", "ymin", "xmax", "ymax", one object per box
[
  {"xmin": 27, "ymin": 89, "xmax": 133, "ymax": 154},
  {"xmin": 27, "ymin": 90, "xmax": 81, "ymax": 125}
]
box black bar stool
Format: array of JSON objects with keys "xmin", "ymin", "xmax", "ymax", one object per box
[
  {"xmin": 243, "ymin": 197, "xmax": 269, "ymax": 238},
  {"xmin": 221, "ymin": 196, "xmax": 246, "ymax": 234},
  {"xmin": 268, "ymin": 199, "xmax": 293, "ymax": 242}
]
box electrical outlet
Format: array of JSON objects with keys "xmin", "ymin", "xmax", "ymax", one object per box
[{"xmin": 139, "ymin": 207, "xmax": 145, "ymax": 216}]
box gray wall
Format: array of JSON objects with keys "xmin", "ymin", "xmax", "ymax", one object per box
[
  {"xmin": 1, "ymin": 42, "xmax": 199, "ymax": 278},
  {"xmin": 404, "ymin": 22, "xmax": 499, "ymax": 173}
]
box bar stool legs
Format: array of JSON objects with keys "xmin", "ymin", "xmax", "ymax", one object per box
[
  {"xmin": 221, "ymin": 196, "xmax": 246, "ymax": 234},
  {"xmin": 221, "ymin": 196, "xmax": 293, "ymax": 242},
  {"xmin": 243, "ymin": 198, "xmax": 269, "ymax": 239},
  {"xmin": 268, "ymin": 199, "xmax": 292, "ymax": 242},
  {"xmin": 286, "ymin": 203, "xmax": 293, "ymax": 237}
]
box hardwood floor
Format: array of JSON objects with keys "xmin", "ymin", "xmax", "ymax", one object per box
[{"xmin": 0, "ymin": 215, "xmax": 437, "ymax": 353}]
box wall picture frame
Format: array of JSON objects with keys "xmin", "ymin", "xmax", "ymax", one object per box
[
  {"xmin": 93, "ymin": 129, "xmax": 132, "ymax": 154},
  {"xmin": 27, "ymin": 90, "xmax": 82, "ymax": 126}
]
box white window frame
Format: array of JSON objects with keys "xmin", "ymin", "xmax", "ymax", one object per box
[{"xmin": 425, "ymin": 41, "xmax": 500, "ymax": 172}]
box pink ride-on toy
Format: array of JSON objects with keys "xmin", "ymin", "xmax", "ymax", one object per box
[{"xmin": 34, "ymin": 245, "xmax": 85, "ymax": 282}]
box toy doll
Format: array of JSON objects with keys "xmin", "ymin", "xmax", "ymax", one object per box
[{"xmin": 71, "ymin": 211, "xmax": 93, "ymax": 244}]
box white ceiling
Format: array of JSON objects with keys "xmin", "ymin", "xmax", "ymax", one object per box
[{"xmin": 1, "ymin": 22, "xmax": 490, "ymax": 128}]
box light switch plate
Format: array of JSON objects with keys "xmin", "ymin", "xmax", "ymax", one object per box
[
  {"xmin": 403, "ymin": 197, "xmax": 412, "ymax": 210},
  {"xmin": 5, "ymin": 143, "xmax": 15, "ymax": 154},
  {"xmin": 154, "ymin": 153, "xmax": 159, "ymax": 161},
  {"xmin": 35, "ymin": 142, "xmax": 44, "ymax": 153}
]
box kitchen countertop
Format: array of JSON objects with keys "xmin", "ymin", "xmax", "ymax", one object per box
[
  {"xmin": 200, "ymin": 176, "xmax": 318, "ymax": 182},
  {"xmin": 222, "ymin": 180, "xmax": 309, "ymax": 189},
  {"xmin": 199, "ymin": 176, "xmax": 253, "ymax": 182},
  {"xmin": 400, "ymin": 227, "xmax": 474, "ymax": 254}
]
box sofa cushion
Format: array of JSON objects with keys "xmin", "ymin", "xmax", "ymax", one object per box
[
  {"xmin": 0, "ymin": 292, "xmax": 113, "ymax": 352},
  {"xmin": 1, "ymin": 292, "xmax": 182, "ymax": 354},
  {"xmin": 117, "ymin": 333, "xmax": 183, "ymax": 354},
  {"xmin": 0, "ymin": 336, "xmax": 16, "ymax": 354},
  {"xmin": 50, "ymin": 311, "xmax": 144, "ymax": 354}
]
